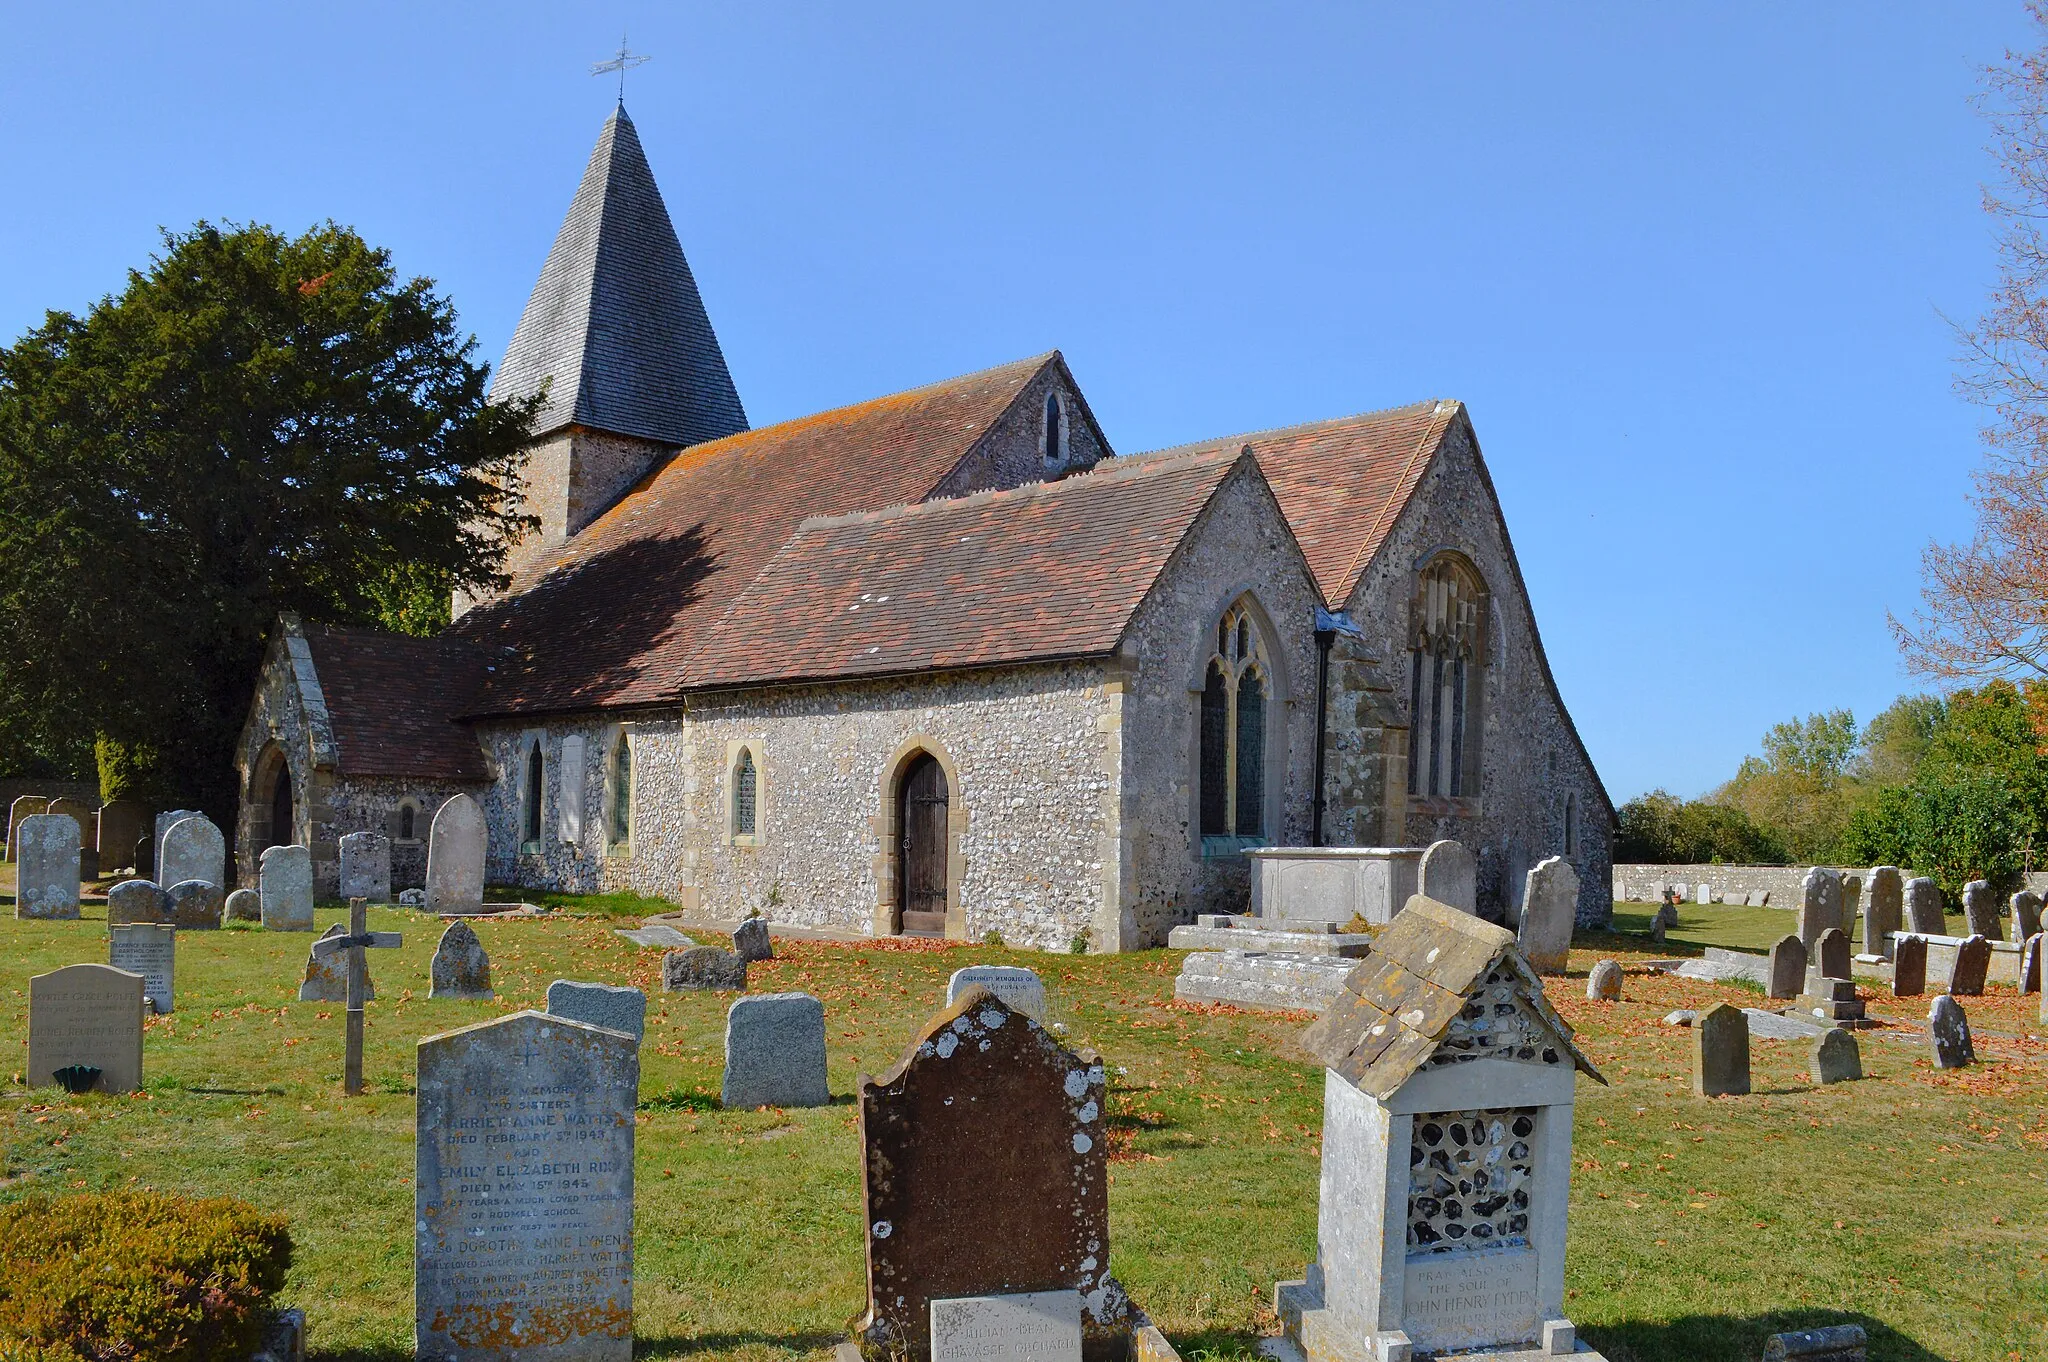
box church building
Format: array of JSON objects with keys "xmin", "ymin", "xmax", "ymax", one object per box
[{"xmin": 235, "ymin": 105, "xmax": 1611, "ymax": 950}]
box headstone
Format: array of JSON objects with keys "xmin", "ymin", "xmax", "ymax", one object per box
[
  {"xmin": 2011, "ymin": 890, "xmax": 2043, "ymax": 945},
  {"xmin": 946, "ymin": 965, "xmax": 1047, "ymax": 1021},
  {"xmin": 159, "ymin": 814, "xmax": 225, "ymax": 890},
  {"xmin": 1808, "ymin": 1028, "xmax": 1861, "ymax": 1085},
  {"xmin": 1946, "ymin": 934, "xmax": 1991, "ymax": 996},
  {"xmin": 1814, "ymin": 927, "xmax": 1850, "ymax": 982},
  {"xmin": 224, "ymin": 887, "xmax": 262, "ymax": 922},
  {"xmin": 1961, "ymin": 880, "xmax": 2000, "ymax": 940},
  {"xmin": 1929, "ymin": 995, "xmax": 1975, "ymax": 1069},
  {"xmin": 1904, "ymin": 877, "xmax": 1945, "ymax": 936},
  {"xmin": 1585, "ymin": 959, "xmax": 1622, "ymax": 1001},
  {"xmin": 1798, "ymin": 868, "xmax": 1842, "ymax": 953},
  {"xmin": 1762, "ymin": 1323, "xmax": 1868, "ymax": 1362},
  {"xmin": 95, "ymin": 799, "xmax": 148, "ymax": 876},
  {"xmin": 1417, "ymin": 839, "xmax": 1477, "ymax": 914},
  {"xmin": 1515, "ymin": 855, "xmax": 1579, "ymax": 975},
  {"xmin": 28, "ymin": 963, "xmax": 145, "ymax": 1093},
  {"xmin": 1891, "ymin": 935, "xmax": 1927, "ymax": 997},
  {"xmin": 300, "ymin": 924, "xmax": 375, "ymax": 1002},
  {"xmin": 15, "ymin": 814, "xmax": 81, "ymax": 920},
  {"xmin": 856, "ymin": 987, "xmax": 1124, "ymax": 1360},
  {"xmin": 134, "ymin": 834, "xmax": 153, "ymax": 879},
  {"xmin": 1863, "ymin": 866, "xmax": 1902, "ymax": 958},
  {"xmin": 6, "ymin": 795, "xmax": 48, "ymax": 861},
  {"xmin": 259, "ymin": 843, "xmax": 315, "ymax": 931},
  {"xmin": 1692, "ymin": 1002, "xmax": 1750, "ymax": 1098},
  {"xmin": 2021, "ymin": 933, "xmax": 2042, "ymax": 995},
  {"xmin": 154, "ymin": 809, "xmax": 201, "ymax": 847},
  {"xmin": 423, "ymin": 794, "xmax": 485, "ymax": 915},
  {"xmin": 399, "ymin": 887, "xmax": 425, "ymax": 907},
  {"xmin": 722, "ymin": 992, "xmax": 829, "ymax": 1108},
  {"xmin": 1695, "ymin": 882, "xmax": 1711, "ymax": 905},
  {"xmin": 109, "ymin": 923, "xmax": 175, "ymax": 1015},
  {"xmin": 732, "ymin": 916, "xmax": 773, "ymax": 962},
  {"xmin": 1767, "ymin": 934, "xmax": 1807, "ymax": 1000},
  {"xmin": 615, "ymin": 923, "xmax": 691, "ymax": 949},
  {"xmin": 45, "ymin": 799, "xmax": 93, "ymax": 882},
  {"xmin": 106, "ymin": 878, "xmax": 168, "ymax": 926},
  {"xmin": 1838, "ymin": 874, "xmax": 1862, "ymax": 937},
  {"xmin": 662, "ymin": 946, "xmax": 747, "ymax": 992},
  {"xmin": 547, "ymin": 980, "xmax": 647, "ymax": 1043},
  {"xmin": 166, "ymin": 879, "xmax": 224, "ymax": 930},
  {"xmin": 930, "ymin": 1291, "xmax": 1084, "ymax": 1362},
  {"xmin": 415, "ymin": 1011, "xmax": 637, "ymax": 1360},
  {"xmin": 338, "ymin": 831, "xmax": 391, "ymax": 904},
  {"xmin": 428, "ymin": 920, "xmax": 495, "ymax": 1000}
]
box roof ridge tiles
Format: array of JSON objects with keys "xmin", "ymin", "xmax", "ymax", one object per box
[{"xmin": 1130, "ymin": 397, "xmax": 1451, "ymax": 460}]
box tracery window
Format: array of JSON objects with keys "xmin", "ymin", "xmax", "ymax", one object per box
[
  {"xmin": 1407, "ymin": 554, "xmax": 1488, "ymax": 799},
  {"xmin": 1199, "ymin": 599, "xmax": 1269, "ymax": 854},
  {"xmin": 522, "ymin": 741, "xmax": 544, "ymax": 847},
  {"xmin": 733, "ymin": 747, "xmax": 758, "ymax": 839},
  {"xmin": 609, "ymin": 735, "xmax": 633, "ymax": 848}
]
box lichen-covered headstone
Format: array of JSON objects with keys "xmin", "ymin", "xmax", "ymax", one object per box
[
  {"xmin": 154, "ymin": 809, "xmax": 201, "ymax": 847},
  {"xmin": 2021, "ymin": 933, "xmax": 2042, "ymax": 996},
  {"xmin": 106, "ymin": 878, "xmax": 167, "ymax": 926},
  {"xmin": 732, "ymin": 916, "xmax": 773, "ymax": 962},
  {"xmin": 662, "ymin": 946, "xmax": 746, "ymax": 992},
  {"xmin": 166, "ymin": 879, "xmax": 223, "ymax": 930},
  {"xmin": 1863, "ymin": 866, "xmax": 1902, "ymax": 957},
  {"xmin": 946, "ymin": 965, "xmax": 1046, "ymax": 1021},
  {"xmin": 1767, "ymin": 934, "xmax": 1807, "ymax": 1000},
  {"xmin": 428, "ymin": 920, "xmax": 494, "ymax": 1000},
  {"xmin": 1903, "ymin": 877, "xmax": 1945, "ymax": 936},
  {"xmin": 1809, "ymin": 1028, "xmax": 1862, "ymax": 1085},
  {"xmin": 338, "ymin": 831, "xmax": 391, "ymax": 904},
  {"xmin": 1515, "ymin": 855, "xmax": 1578, "ymax": 975},
  {"xmin": 159, "ymin": 815, "xmax": 225, "ymax": 890},
  {"xmin": 1929, "ymin": 995, "xmax": 1975, "ymax": 1069},
  {"xmin": 423, "ymin": 795, "xmax": 485, "ymax": 915},
  {"xmin": 300, "ymin": 924, "xmax": 375, "ymax": 1002},
  {"xmin": 16, "ymin": 814, "xmax": 81, "ymax": 920},
  {"xmin": 1946, "ymin": 935, "xmax": 1991, "ymax": 996},
  {"xmin": 856, "ymin": 987, "xmax": 1124, "ymax": 1361},
  {"xmin": 1585, "ymin": 959, "xmax": 1622, "ymax": 1001},
  {"xmin": 1839, "ymin": 874, "xmax": 1863, "ymax": 938},
  {"xmin": 1813, "ymin": 927, "xmax": 1850, "ymax": 982},
  {"xmin": 722, "ymin": 992, "xmax": 828, "ymax": 1108},
  {"xmin": 224, "ymin": 887, "xmax": 262, "ymax": 922},
  {"xmin": 2011, "ymin": 891, "xmax": 2043, "ymax": 946},
  {"xmin": 1961, "ymin": 880, "xmax": 2000, "ymax": 940},
  {"xmin": 29, "ymin": 963, "xmax": 144, "ymax": 1092},
  {"xmin": 1891, "ymin": 935, "xmax": 1927, "ymax": 997},
  {"xmin": 259, "ymin": 843, "xmax": 314, "ymax": 931},
  {"xmin": 1417, "ymin": 839, "xmax": 1477, "ymax": 915},
  {"xmin": 1798, "ymin": 868, "xmax": 1842, "ymax": 953},
  {"xmin": 6, "ymin": 795, "xmax": 48, "ymax": 862},
  {"xmin": 109, "ymin": 923, "xmax": 175, "ymax": 1015},
  {"xmin": 546, "ymin": 980, "xmax": 647, "ymax": 1042},
  {"xmin": 415, "ymin": 1011, "xmax": 636, "ymax": 1360},
  {"xmin": 1692, "ymin": 1002, "xmax": 1750, "ymax": 1098}
]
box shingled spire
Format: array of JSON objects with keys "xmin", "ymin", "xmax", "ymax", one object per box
[{"xmin": 493, "ymin": 105, "xmax": 747, "ymax": 447}]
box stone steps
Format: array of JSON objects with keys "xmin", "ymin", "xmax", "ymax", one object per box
[{"xmin": 1172, "ymin": 950, "xmax": 1359, "ymax": 1013}]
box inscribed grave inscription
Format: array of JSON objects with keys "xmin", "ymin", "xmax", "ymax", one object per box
[
  {"xmin": 930, "ymin": 1290, "xmax": 1084, "ymax": 1362},
  {"xmin": 109, "ymin": 923, "xmax": 175, "ymax": 1014},
  {"xmin": 1402, "ymin": 1246, "xmax": 1540, "ymax": 1354}
]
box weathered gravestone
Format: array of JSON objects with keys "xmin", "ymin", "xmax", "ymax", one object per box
[
  {"xmin": 1839, "ymin": 874, "xmax": 1862, "ymax": 938},
  {"xmin": 857, "ymin": 986, "xmax": 1131, "ymax": 1362},
  {"xmin": 94, "ymin": 799, "xmax": 147, "ymax": 877},
  {"xmin": 722, "ymin": 992, "xmax": 828, "ymax": 1109},
  {"xmin": 1904, "ymin": 877, "xmax": 1945, "ymax": 936},
  {"xmin": 1947, "ymin": 935, "xmax": 1991, "ymax": 996},
  {"xmin": 106, "ymin": 878, "xmax": 168, "ymax": 926},
  {"xmin": 1929, "ymin": 995, "xmax": 1974, "ymax": 1069},
  {"xmin": 2022, "ymin": 933, "xmax": 2042, "ymax": 996},
  {"xmin": 1891, "ymin": 935, "xmax": 1928, "ymax": 998},
  {"xmin": 930, "ymin": 1292, "xmax": 1084, "ymax": 1362},
  {"xmin": 224, "ymin": 888, "xmax": 262, "ymax": 923},
  {"xmin": 1417, "ymin": 839, "xmax": 1477, "ymax": 915},
  {"xmin": 1585, "ymin": 959, "xmax": 1622, "ymax": 1001},
  {"xmin": 547, "ymin": 980, "xmax": 647, "ymax": 1043},
  {"xmin": 663, "ymin": 946, "xmax": 747, "ymax": 992},
  {"xmin": 424, "ymin": 795, "xmax": 485, "ymax": 915},
  {"xmin": 1962, "ymin": 880, "xmax": 2000, "ymax": 940},
  {"xmin": 1798, "ymin": 868, "xmax": 1842, "ymax": 953},
  {"xmin": 46, "ymin": 798, "xmax": 94, "ymax": 878},
  {"xmin": 167, "ymin": 879, "xmax": 224, "ymax": 930},
  {"xmin": 1279, "ymin": 896, "xmax": 1606, "ymax": 1360},
  {"xmin": 428, "ymin": 920, "xmax": 494, "ymax": 1000},
  {"xmin": 1516, "ymin": 854, "xmax": 1578, "ymax": 975},
  {"xmin": 134, "ymin": 834, "xmax": 153, "ymax": 879},
  {"xmin": 1693, "ymin": 1002, "xmax": 1751, "ymax": 1098},
  {"xmin": 1809, "ymin": 1028, "xmax": 1862, "ymax": 1085},
  {"xmin": 16, "ymin": 814, "xmax": 81, "ymax": 920},
  {"xmin": 338, "ymin": 830, "xmax": 391, "ymax": 904},
  {"xmin": 300, "ymin": 924, "xmax": 376, "ymax": 1002},
  {"xmin": 1767, "ymin": 934, "xmax": 1807, "ymax": 1001},
  {"xmin": 1695, "ymin": 882, "xmax": 1711, "ymax": 905},
  {"xmin": 1813, "ymin": 927, "xmax": 1851, "ymax": 982},
  {"xmin": 6, "ymin": 795, "xmax": 48, "ymax": 862},
  {"xmin": 160, "ymin": 815, "xmax": 225, "ymax": 890},
  {"xmin": 415, "ymin": 1011, "xmax": 637, "ymax": 1361},
  {"xmin": 28, "ymin": 963, "xmax": 144, "ymax": 1093},
  {"xmin": 732, "ymin": 915, "xmax": 773, "ymax": 963},
  {"xmin": 946, "ymin": 965, "xmax": 1046, "ymax": 1021},
  {"xmin": 2012, "ymin": 891, "xmax": 2043, "ymax": 945},
  {"xmin": 1862, "ymin": 866, "xmax": 1902, "ymax": 958},
  {"xmin": 1763, "ymin": 1324, "xmax": 1868, "ymax": 1362},
  {"xmin": 259, "ymin": 843, "xmax": 315, "ymax": 931},
  {"xmin": 155, "ymin": 809, "xmax": 201, "ymax": 847},
  {"xmin": 109, "ymin": 923, "xmax": 175, "ymax": 1014}
]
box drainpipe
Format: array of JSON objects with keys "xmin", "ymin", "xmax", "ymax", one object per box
[{"xmin": 1310, "ymin": 606, "xmax": 1363, "ymax": 846}]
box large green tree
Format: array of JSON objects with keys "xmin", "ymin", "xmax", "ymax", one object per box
[{"xmin": 0, "ymin": 221, "xmax": 535, "ymax": 821}]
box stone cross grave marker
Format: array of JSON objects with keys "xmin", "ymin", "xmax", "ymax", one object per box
[
  {"xmin": 109, "ymin": 923, "xmax": 175, "ymax": 1014},
  {"xmin": 2012, "ymin": 891, "xmax": 2043, "ymax": 945},
  {"xmin": 424, "ymin": 794, "xmax": 485, "ymax": 915},
  {"xmin": 415, "ymin": 1010, "xmax": 637, "ymax": 1360},
  {"xmin": 160, "ymin": 814, "xmax": 225, "ymax": 890},
  {"xmin": 547, "ymin": 980, "xmax": 647, "ymax": 1042},
  {"xmin": 259, "ymin": 844, "xmax": 314, "ymax": 931},
  {"xmin": 16, "ymin": 813, "xmax": 81, "ymax": 920},
  {"xmin": 1515, "ymin": 854, "xmax": 1578, "ymax": 975},
  {"xmin": 930, "ymin": 1291, "xmax": 1084, "ymax": 1362},
  {"xmin": 1863, "ymin": 866, "xmax": 1902, "ymax": 958},
  {"xmin": 1798, "ymin": 868, "xmax": 1841, "ymax": 953},
  {"xmin": 1767, "ymin": 934, "xmax": 1807, "ymax": 1000},
  {"xmin": 1809, "ymin": 1028, "xmax": 1862, "ymax": 1085},
  {"xmin": 5, "ymin": 795, "xmax": 48, "ymax": 862},
  {"xmin": 1693, "ymin": 1002, "xmax": 1751, "ymax": 1098},
  {"xmin": 1417, "ymin": 839, "xmax": 1477, "ymax": 914},
  {"xmin": 722, "ymin": 992, "xmax": 828, "ymax": 1108},
  {"xmin": 29, "ymin": 963, "xmax": 144, "ymax": 1093},
  {"xmin": 338, "ymin": 830, "xmax": 391, "ymax": 904},
  {"xmin": 337, "ymin": 897, "xmax": 401, "ymax": 1096},
  {"xmin": 1962, "ymin": 880, "xmax": 2000, "ymax": 940},
  {"xmin": 429, "ymin": 920, "xmax": 494, "ymax": 1000},
  {"xmin": 946, "ymin": 965, "xmax": 1046, "ymax": 1021},
  {"xmin": 1946, "ymin": 935, "xmax": 1991, "ymax": 997},
  {"xmin": 1929, "ymin": 995, "xmax": 1975, "ymax": 1069},
  {"xmin": 107, "ymin": 878, "xmax": 167, "ymax": 926},
  {"xmin": 1903, "ymin": 877, "xmax": 1945, "ymax": 936},
  {"xmin": 1891, "ymin": 936, "xmax": 1927, "ymax": 998}
]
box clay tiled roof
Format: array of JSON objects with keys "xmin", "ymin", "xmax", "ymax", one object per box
[
  {"xmin": 685, "ymin": 446, "xmax": 1251, "ymax": 689},
  {"xmin": 452, "ymin": 355, "xmax": 1059, "ymax": 715},
  {"xmin": 1142, "ymin": 399, "xmax": 1459, "ymax": 607},
  {"xmin": 301, "ymin": 627, "xmax": 497, "ymax": 781}
]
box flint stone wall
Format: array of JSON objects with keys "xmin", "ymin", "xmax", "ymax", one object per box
[{"xmin": 1612, "ymin": 863, "xmax": 2019, "ymax": 908}]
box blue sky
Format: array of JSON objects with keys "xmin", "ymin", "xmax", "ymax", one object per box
[{"xmin": 1, "ymin": 4, "xmax": 2032, "ymax": 802}]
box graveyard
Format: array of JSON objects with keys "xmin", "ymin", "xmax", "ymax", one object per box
[{"xmin": 0, "ymin": 858, "xmax": 2039, "ymax": 1361}]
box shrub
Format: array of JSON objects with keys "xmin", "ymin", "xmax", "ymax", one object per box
[
  {"xmin": 0, "ymin": 1189, "xmax": 291, "ymax": 1362},
  {"xmin": 1839, "ymin": 771, "xmax": 2031, "ymax": 901},
  {"xmin": 1615, "ymin": 790, "xmax": 1789, "ymax": 865}
]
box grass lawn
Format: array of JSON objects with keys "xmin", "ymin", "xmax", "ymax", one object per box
[{"xmin": 0, "ymin": 887, "xmax": 2040, "ymax": 1362}]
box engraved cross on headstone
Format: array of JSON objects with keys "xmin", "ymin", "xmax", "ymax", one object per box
[{"xmin": 341, "ymin": 896, "xmax": 401, "ymax": 1096}]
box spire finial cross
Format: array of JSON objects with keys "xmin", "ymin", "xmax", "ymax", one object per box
[{"xmin": 591, "ymin": 32, "xmax": 651, "ymax": 105}]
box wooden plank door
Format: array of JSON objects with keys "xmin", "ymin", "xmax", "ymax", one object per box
[{"xmin": 898, "ymin": 755, "xmax": 949, "ymax": 937}]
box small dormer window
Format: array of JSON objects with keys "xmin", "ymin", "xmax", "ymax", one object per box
[{"xmin": 1043, "ymin": 391, "xmax": 1065, "ymax": 466}]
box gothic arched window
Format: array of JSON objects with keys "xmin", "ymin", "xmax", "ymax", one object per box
[
  {"xmin": 733, "ymin": 748, "xmax": 758, "ymax": 838},
  {"xmin": 1043, "ymin": 391, "xmax": 1065, "ymax": 466},
  {"xmin": 523, "ymin": 741, "xmax": 545, "ymax": 847},
  {"xmin": 609, "ymin": 735, "xmax": 633, "ymax": 847},
  {"xmin": 1407, "ymin": 554, "xmax": 1488, "ymax": 799},
  {"xmin": 398, "ymin": 804, "xmax": 415, "ymax": 840},
  {"xmin": 1199, "ymin": 599, "xmax": 1270, "ymax": 853}
]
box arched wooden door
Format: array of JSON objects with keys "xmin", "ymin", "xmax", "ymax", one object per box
[
  {"xmin": 267, "ymin": 761, "xmax": 294, "ymax": 849},
  {"xmin": 897, "ymin": 754, "xmax": 949, "ymax": 937}
]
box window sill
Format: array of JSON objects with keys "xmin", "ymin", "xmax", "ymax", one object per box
[
  {"xmin": 1200, "ymin": 834, "xmax": 1269, "ymax": 861},
  {"xmin": 730, "ymin": 834, "xmax": 761, "ymax": 849},
  {"xmin": 518, "ymin": 841, "xmax": 543, "ymax": 857},
  {"xmin": 607, "ymin": 844, "xmax": 633, "ymax": 860}
]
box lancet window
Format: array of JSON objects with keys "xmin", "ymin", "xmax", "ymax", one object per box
[{"xmin": 1407, "ymin": 554, "xmax": 1488, "ymax": 799}]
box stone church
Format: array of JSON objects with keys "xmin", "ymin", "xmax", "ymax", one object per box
[{"xmin": 236, "ymin": 104, "xmax": 1611, "ymax": 950}]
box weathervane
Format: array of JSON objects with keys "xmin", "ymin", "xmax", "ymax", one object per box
[{"xmin": 591, "ymin": 32, "xmax": 651, "ymax": 103}]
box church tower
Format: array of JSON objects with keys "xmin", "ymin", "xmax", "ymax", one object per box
[{"xmin": 469, "ymin": 105, "xmax": 748, "ymax": 609}]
